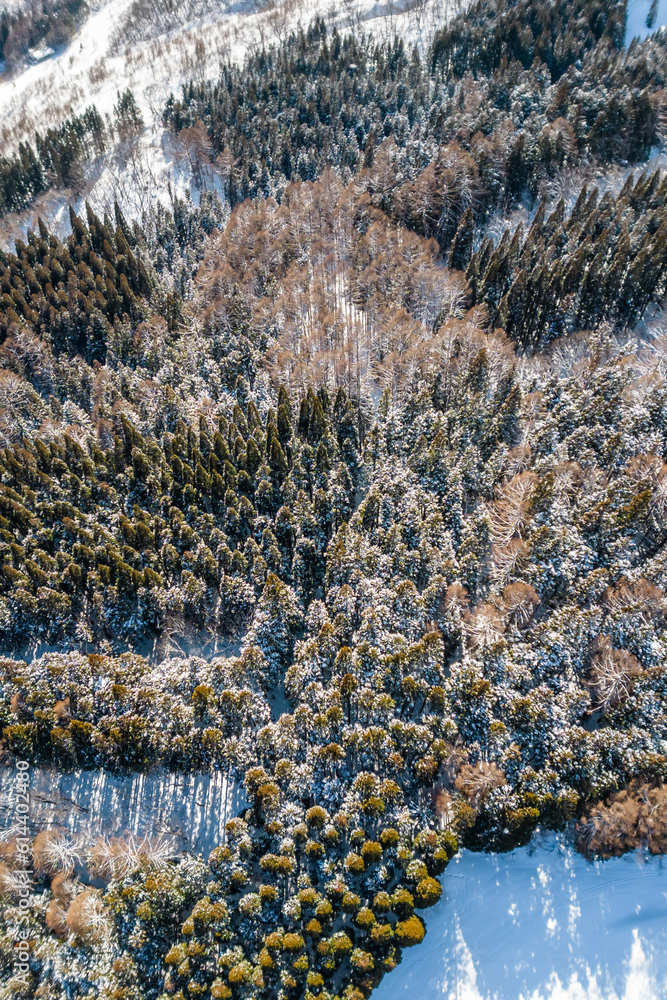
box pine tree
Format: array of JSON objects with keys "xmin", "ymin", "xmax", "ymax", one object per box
[{"xmin": 448, "ymin": 207, "xmax": 474, "ymax": 272}]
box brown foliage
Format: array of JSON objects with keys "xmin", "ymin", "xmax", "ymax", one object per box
[
  {"xmin": 490, "ymin": 538, "xmax": 528, "ymax": 586},
  {"xmin": 33, "ymin": 829, "xmax": 79, "ymax": 875},
  {"xmin": 454, "ymin": 761, "xmax": 506, "ymax": 808},
  {"xmin": 502, "ymin": 582, "xmax": 540, "ymax": 626},
  {"xmin": 9, "ymin": 691, "xmax": 29, "ymax": 717},
  {"xmin": 435, "ymin": 790, "xmax": 453, "ymax": 828},
  {"xmin": 391, "ymin": 141, "xmax": 481, "ymax": 246},
  {"xmin": 197, "ymin": 169, "xmax": 468, "ymax": 398},
  {"xmin": 0, "ymin": 837, "xmax": 22, "ymax": 868},
  {"xmin": 34, "ymin": 830, "xmax": 63, "ymax": 875},
  {"xmin": 51, "ymin": 870, "xmax": 77, "ymax": 903},
  {"xmin": 440, "ymin": 583, "xmax": 469, "ymax": 614},
  {"xmin": 488, "ymin": 472, "xmax": 538, "ymax": 544},
  {"xmin": 53, "ymin": 697, "xmax": 70, "ymax": 721},
  {"xmin": 602, "ymin": 577, "xmax": 665, "ymax": 622},
  {"xmin": 87, "ymin": 832, "xmax": 171, "ymax": 880},
  {"xmin": 505, "ymin": 444, "xmax": 531, "ymax": 476},
  {"xmin": 463, "ymin": 602, "xmax": 505, "ymax": 650},
  {"xmin": 625, "ymin": 453, "xmax": 663, "ymax": 485},
  {"xmin": 0, "ymin": 862, "xmax": 19, "ymax": 894},
  {"xmin": 65, "ymin": 889, "xmax": 110, "ymax": 944},
  {"xmin": 589, "ymin": 635, "xmax": 642, "ymax": 712},
  {"xmin": 46, "ymin": 898, "xmax": 68, "ymax": 936},
  {"xmin": 576, "ymin": 782, "xmax": 667, "ymax": 857}
]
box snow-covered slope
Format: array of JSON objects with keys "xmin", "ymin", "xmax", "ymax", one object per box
[
  {"xmin": 374, "ymin": 831, "xmax": 667, "ymax": 1000},
  {"xmin": 0, "ymin": 0, "xmax": 455, "ymax": 139},
  {"xmin": 626, "ymin": 0, "xmax": 667, "ymax": 43},
  {"xmin": 0, "ymin": 0, "xmax": 662, "ymax": 236},
  {"xmin": 0, "ymin": 0, "xmax": 462, "ymax": 235}
]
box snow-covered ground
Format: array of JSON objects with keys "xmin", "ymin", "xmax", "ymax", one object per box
[
  {"xmin": 0, "ymin": 0, "xmax": 656, "ymax": 155},
  {"xmin": 0, "ymin": 766, "xmax": 247, "ymax": 857},
  {"xmin": 0, "ymin": 0, "xmax": 456, "ymax": 145},
  {"xmin": 0, "ymin": 0, "xmax": 31, "ymax": 13},
  {"xmin": 626, "ymin": 0, "xmax": 667, "ymax": 43},
  {"xmin": 0, "ymin": 0, "xmax": 663, "ymax": 238},
  {"xmin": 374, "ymin": 831, "xmax": 667, "ymax": 1000}
]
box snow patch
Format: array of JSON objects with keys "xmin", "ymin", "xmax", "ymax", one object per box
[
  {"xmin": 0, "ymin": 0, "xmax": 467, "ymax": 232},
  {"xmin": 372, "ymin": 832, "xmax": 667, "ymax": 1000},
  {"xmin": 625, "ymin": 0, "xmax": 667, "ymax": 44},
  {"xmin": 0, "ymin": 767, "xmax": 247, "ymax": 857}
]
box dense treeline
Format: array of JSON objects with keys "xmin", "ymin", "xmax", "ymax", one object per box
[
  {"xmin": 1, "ymin": 0, "xmax": 665, "ymax": 241},
  {"xmin": 0, "ymin": 106, "xmax": 104, "ymax": 216},
  {"xmin": 0, "ymin": 203, "xmax": 154, "ymax": 360},
  {"xmin": 467, "ymin": 168, "xmax": 667, "ymax": 345},
  {"xmin": 162, "ymin": 27, "xmax": 426, "ymax": 200},
  {"xmin": 0, "ymin": 191, "xmax": 227, "ymax": 441},
  {"xmin": 197, "ymin": 173, "xmax": 467, "ymax": 395},
  {"xmin": 2, "ymin": 0, "xmax": 667, "ymax": 998},
  {"xmin": 4, "ymin": 311, "xmax": 667, "ymax": 997},
  {"xmin": 0, "ymin": 373, "xmax": 360, "ymax": 648},
  {"xmin": 163, "ymin": 0, "xmax": 663, "ymax": 251},
  {"xmin": 429, "ymin": 0, "xmax": 625, "ymax": 79},
  {"xmin": 194, "ymin": 170, "xmax": 667, "ymax": 392},
  {"xmin": 0, "ymin": 649, "xmax": 458, "ymax": 1000}
]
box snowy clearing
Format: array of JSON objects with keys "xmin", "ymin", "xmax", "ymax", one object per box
[
  {"xmin": 374, "ymin": 831, "xmax": 667, "ymax": 1000},
  {"xmin": 625, "ymin": 0, "xmax": 667, "ymax": 44},
  {"xmin": 0, "ymin": 766, "xmax": 247, "ymax": 857}
]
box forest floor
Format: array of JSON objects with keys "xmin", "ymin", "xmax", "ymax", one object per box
[{"xmin": 0, "ymin": 764, "xmax": 247, "ymax": 857}]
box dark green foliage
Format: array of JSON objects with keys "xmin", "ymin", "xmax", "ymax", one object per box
[
  {"xmin": 430, "ymin": 0, "xmax": 625, "ymax": 80},
  {"xmin": 113, "ymin": 89, "xmax": 144, "ymax": 140},
  {"xmin": 0, "ymin": 206, "xmax": 154, "ymax": 360},
  {"xmin": 161, "ymin": 0, "xmax": 665, "ymax": 257},
  {"xmin": 0, "ymin": 105, "xmax": 108, "ymax": 217},
  {"xmin": 0, "ymin": 379, "xmax": 354, "ymax": 646},
  {"xmin": 472, "ymin": 171, "xmax": 667, "ymax": 346},
  {"xmin": 3, "ymin": 3, "xmax": 667, "ymax": 998}
]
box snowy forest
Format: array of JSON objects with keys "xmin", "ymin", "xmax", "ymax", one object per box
[{"xmin": 1, "ymin": 0, "xmax": 667, "ymax": 996}]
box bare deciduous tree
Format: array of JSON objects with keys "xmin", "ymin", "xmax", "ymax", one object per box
[{"xmin": 589, "ymin": 635, "xmax": 642, "ymax": 712}]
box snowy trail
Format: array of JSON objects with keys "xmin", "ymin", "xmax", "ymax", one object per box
[{"xmin": 373, "ymin": 831, "xmax": 667, "ymax": 1000}]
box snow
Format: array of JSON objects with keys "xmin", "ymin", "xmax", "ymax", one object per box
[
  {"xmin": 0, "ymin": 766, "xmax": 247, "ymax": 857},
  {"xmin": 2, "ymin": 781, "xmax": 666, "ymax": 999},
  {"xmin": 0, "ymin": 632, "xmax": 245, "ymax": 667},
  {"xmin": 0, "ymin": 0, "xmax": 458, "ymax": 149},
  {"xmin": 373, "ymin": 831, "xmax": 667, "ymax": 1000},
  {"xmin": 0, "ymin": 0, "xmax": 135, "ymax": 135},
  {"xmin": 27, "ymin": 45, "xmax": 56, "ymax": 63},
  {"xmin": 2, "ymin": 777, "xmax": 667, "ymax": 997},
  {"xmin": 625, "ymin": 0, "xmax": 667, "ymax": 44},
  {"xmin": 0, "ymin": 0, "xmax": 31, "ymax": 13}
]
